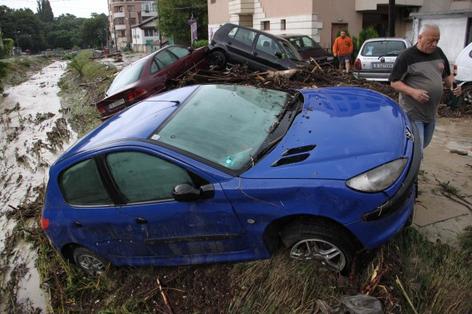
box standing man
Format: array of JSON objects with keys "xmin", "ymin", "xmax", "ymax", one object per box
[
  {"xmin": 390, "ymin": 24, "xmax": 461, "ymax": 149},
  {"xmin": 332, "ymin": 31, "xmax": 353, "ymax": 73}
]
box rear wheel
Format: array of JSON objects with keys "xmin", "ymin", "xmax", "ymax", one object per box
[
  {"xmin": 281, "ymin": 222, "xmax": 356, "ymax": 275},
  {"xmin": 73, "ymin": 247, "xmax": 107, "ymax": 275},
  {"xmin": 459, "ymin": 84, "xmax": 472, "ymax": 106},
  {"xmin": 209, "ymin": 50, "xmax": 226, "ymax": 69}
]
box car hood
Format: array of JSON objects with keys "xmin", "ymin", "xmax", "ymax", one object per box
[{"xmin": 242, "ymin": 87, "xmax": 409, "ymax": 180}]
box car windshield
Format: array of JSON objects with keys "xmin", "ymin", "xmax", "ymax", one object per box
[
  {"xmin": 153, "ymin": 85, "xmax": 291, "ymax": 171},
  {"xmin": 361, "ymin": 40, "xmax": 406, "ymax": 57},
  {"xmin": 107, "ymin": 57, "xmax": 147, "ymax": 95},
  {"xmin": 281, "ymin": 40, "xmax": 302, "ymax": 60}
]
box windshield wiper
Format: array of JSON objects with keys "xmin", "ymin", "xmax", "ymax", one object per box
[{"xmin": 251, "ymin": 134, "xmax": 285, "ymax": 164}]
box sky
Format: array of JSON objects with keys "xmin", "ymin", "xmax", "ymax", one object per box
[{"xmin": 0, "ymin": 0, "xmax": 108, "ymax": 18}]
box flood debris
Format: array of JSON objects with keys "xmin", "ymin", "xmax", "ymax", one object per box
[{"xmin": 173, "ymin": 63, "xmax": 398, "ymax": 100}]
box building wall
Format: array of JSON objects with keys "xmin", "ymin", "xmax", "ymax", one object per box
[
  {"xmin": 314, "ymin": 0, "xmax": 363, "ymax": 49},
  {"xmin": 108, "ymin": 0, "xmax": 157, "ymax": 49},
  {"xmin": 259, "ymin": 0, "xmax": 313, "ymax": 16},
  {"xmin": 413, "ymin": 16, "xmax": 468, "ymax": 61}
]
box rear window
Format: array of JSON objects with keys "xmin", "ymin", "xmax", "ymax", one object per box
[
  {"xmin": 107, "ymin": 57, "xmax": 147, "ymax": 95},
  {"xmin": 60, "ymin": 159, "xmax": 112, "ymax": 206},
  {"xmin": 361, "ymin": 40, "xmax": 406, "ymax": 57}
]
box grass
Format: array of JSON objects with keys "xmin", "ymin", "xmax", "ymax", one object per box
[
  {"xmin": 58, "ymin": 50, "xmax": 116, "ymax": 136},
  {"xmin": 0, "ymin": 56, "xmax": 52, "ymax": 91}
]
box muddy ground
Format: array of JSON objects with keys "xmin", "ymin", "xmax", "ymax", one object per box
[{"xmin": 0, "ymin": 54, "xmax": 471, "ymax": 313}]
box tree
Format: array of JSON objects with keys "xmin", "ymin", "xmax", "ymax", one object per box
[
  {"xmin": 80, "ymin": 13, "xmax": 108, "ymax": 48},
  {"xmin": 37, "ymin": 0, "xmax": 54, "ymax": 23},
  {"xmin": 158, "ymin": 0, "xmax": 207, "ymax": 45}
]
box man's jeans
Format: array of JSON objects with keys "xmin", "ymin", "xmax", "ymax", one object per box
[{"xmin": 414, "ymin": 120, "xmax": 436, "ymax": 149}]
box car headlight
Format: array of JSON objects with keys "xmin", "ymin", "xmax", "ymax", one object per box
[{"xmin": 346, "ymin": 158, "xmax": 407, "ymax": 192}]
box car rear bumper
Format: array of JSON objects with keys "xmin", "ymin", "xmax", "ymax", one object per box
[{"xmin": 353, "ymin": 71, "xmax": 391, "ymax": 82}]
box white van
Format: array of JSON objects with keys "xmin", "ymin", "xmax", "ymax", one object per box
[{"xmin": 455, "ymin": 42, "xmax": 472, "ymax": 104}]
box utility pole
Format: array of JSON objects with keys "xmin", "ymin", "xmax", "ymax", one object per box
[{"xmin": 388, "ymin": 0, "xmax": 395, "ymax": 37}]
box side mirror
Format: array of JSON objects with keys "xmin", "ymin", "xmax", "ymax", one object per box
[
  {"xmin": 172, "ymin": 183, "xmax": 214, "ymax": 202},
  {"xmin": 187, "ymin": 47, "xmax": 194, "ymax": 53}
]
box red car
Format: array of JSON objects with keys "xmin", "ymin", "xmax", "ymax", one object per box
[{"xmin": 96, "ymin": 45, "xmax": 208, "ymax": 119}]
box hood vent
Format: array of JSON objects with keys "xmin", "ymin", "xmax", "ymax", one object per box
[
  {"xmin": 272, "ymin": 144, "xmax": 316, "ymax": 167},
  {"xmin": 282, "ymin": 144, "xmax": 316, "ymax": 156},
  {"xmin": 272, "ymin": 153, "xmax": 310, "ymax": 167}
]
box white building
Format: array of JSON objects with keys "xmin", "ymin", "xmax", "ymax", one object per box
[{"xmin": 131, "ymin": 16, "xmax": 161, "ymax": 53}]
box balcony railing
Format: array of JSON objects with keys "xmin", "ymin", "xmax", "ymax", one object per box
[
  {"xmin": 113, "ymin": 11, "xmax": 125, "ymax": 18},
  {"xmin": 355, "ymin": 0, "xmax": 423, "ymax": 11}
]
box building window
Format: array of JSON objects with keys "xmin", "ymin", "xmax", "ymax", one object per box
[
  {"xmin": 127, "ymin": 5, "xmax": 135, "ymax": 12},
  {"xmin": 117, "ymin": 30, "xmax": 126, "ymax": 37},
  {"xmin": 144, "ymin": 28, "xmax": 155, "ymax": 37},
  {"xmin": 211, "ymin": 0, "xmax": 216, "ymax": 3},
  {"xmin": 114, "ymin": 6, "xmax": 123, "ymax": 13},
  {"xmin": 262, "ymin": 21, "xmax": 270, "ymax": 31},
  {"xmin": 115, "ymin": 17, "xmax": 125, "ymax": 25},
  {"xmin": 129, "ymin": 18, "xmax": 136, "ymax": 25},
  {"xmin": 281, "ymin": 19, "xmax": 286, "ymax": 30}
]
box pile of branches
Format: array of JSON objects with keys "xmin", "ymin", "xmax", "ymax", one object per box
[{"xmin": 174, "ymin": 62, "xmax": 398, "ymax": 100}]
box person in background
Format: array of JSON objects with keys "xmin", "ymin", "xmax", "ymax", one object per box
[
  {"xmin": 389, "ymin": 24, "xmax": 462, "ymax": 150},
  {"xmin": 332, "ymin": 31, "xmax": 353, "ymax": 73}
]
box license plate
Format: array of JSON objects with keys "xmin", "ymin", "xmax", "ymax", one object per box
[
  {"xmin": 372, "ymin": 62, "xmax": 393, "ymax": 69},
  {"xmin": 108, "ymin": 98, "xmax": 125, "ymax": 110}
]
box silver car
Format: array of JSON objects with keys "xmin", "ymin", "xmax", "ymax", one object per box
[{"xmin": 353, "ymin": 38, "xmax": 411, "ymax": 82}]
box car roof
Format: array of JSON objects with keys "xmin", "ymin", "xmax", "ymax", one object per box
[
  {"xmin": 58, "ymin": 85, "xmax": 200, "ymax": 162},
  {"xmin": 279, "ymin": 34, "xmax": 309, "ymax": 38},
  {"xmin": 363, "ymin": 37, "xmax": 409, "ymax": 43}
]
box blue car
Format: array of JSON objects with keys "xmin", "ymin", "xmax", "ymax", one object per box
[{"xmin": 41, "ymin": 84, "xmax": 420, "ymax": 275}]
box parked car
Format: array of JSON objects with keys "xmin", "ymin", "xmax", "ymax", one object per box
[
  {"xmin": 353, "ymin": 38, "xmax": 411, "ymax": 82},
  {"xmin": 209, "ymin": 23, "xmax": 306, "ymax": 70},
  {"xmin": 42, "ymin": 84, "xmax": 420, "ymax": 275},
  {"xmin": 454, "ymin": 42, "xmax": 472, "ymax": 104},
  {"xmin": 280, "ymin": 34, "xmax": 334, "ymax": 64},
  {"xmin": 96, "ymin": 45, "xmax": 208, "ymax": 119}
]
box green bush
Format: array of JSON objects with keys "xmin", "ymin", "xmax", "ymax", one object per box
[
  {"xmin": 358, "ymin": 27, "xmax": 379, "ymax": 49},
  {"xmin": 1, "ymin": 38, "xmax": 14, "ymax": 58},
  {"xmin": 192, "ymin": 39, "xmax": 208, "ymax": 48}
]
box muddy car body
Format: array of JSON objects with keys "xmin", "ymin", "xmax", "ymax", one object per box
[
  {"xmin": 96, "ymin": 45, "xmax": 208, "ymax": 119},
  {"xmin": 209, "ymin": 23, "xmax": 306, "ymax": 71},
  {"xmin": 42, "ymin": 84, "xmax": 419, "ymax": 274},
  {"xmin": 353, "ymin": 38, "xmax": 411, "ymax": 82},
  {"xmin": 455, "ymin": 42, "xmax": 472, "ymax": 104}
]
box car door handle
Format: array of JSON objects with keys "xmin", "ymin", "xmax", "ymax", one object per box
[
  {"xmin": 135, "ymin": 217, "xmax": 148, "ymax": 224},
  {"xmin": 73, "ymin": 221, "xmax": 82, "ymax": 228},
  {"xmin": 227, "ymin": 41, "xmax": 232, "ymax": 45}
]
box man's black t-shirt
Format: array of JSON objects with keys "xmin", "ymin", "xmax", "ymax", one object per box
[{"xmin": 389, "ymin": 45, "xmax": 450, "ymax": 122}]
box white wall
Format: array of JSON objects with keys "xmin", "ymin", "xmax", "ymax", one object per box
[{"xmin": 413, "ymin": 17, "xmax": 468, "ymax": 62}]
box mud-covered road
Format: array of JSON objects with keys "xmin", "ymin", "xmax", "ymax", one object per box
[{"xmin": 0, "ymin": 61, "xmax": 76, "ymax": 311}]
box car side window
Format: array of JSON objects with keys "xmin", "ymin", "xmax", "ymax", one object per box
[
  {"xmin": 255, "ymin": 34, "xmax": 281, "ymax": 55},
  {"xmin": 106, "ymin": 152, "xmax": 193, "ymax": 203},
  {"xmin": 233, "ymin": 28, "xmax": 256, "ymax": 47},
  {"xmin": 154, "ymin": 50, "xmax": 178, "ymax": 70},
  {"xmin": 150, "ymin": 60, "xmax": 159, "ymax": 73},
  {"xmin": 227, "ymin": 27, "xmax": 237, "ymax": 38},
  {"xmin": 168, "ymin": 46, "xmax": 190, "ymax": 58},
  {"xmin": 60, "ymin": 159, "xmax": 112, "ymax": 206}
]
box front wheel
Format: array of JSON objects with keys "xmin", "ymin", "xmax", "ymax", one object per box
[
  {"xmin": 281, "ymin": 222, "xmax": 356, "ymax": 275},
  {"xmin": 73, "ymin": 247, "xmax": 107, "ymax": 275}
]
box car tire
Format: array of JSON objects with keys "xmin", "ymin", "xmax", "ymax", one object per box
[
  {"xmin": 458, "ymin": 84, "xmax": 472, "ymax": 106},
  {"xmin": 281, "ymin": 221, "xmax": 356, "ymax": 275},
  {"xmin": 73, "ymin": 247, "xmax": 107, "ymax": 275},
  {"xmin": 209, "ymin": 50, "xmax": 226, "ymax": 69}
]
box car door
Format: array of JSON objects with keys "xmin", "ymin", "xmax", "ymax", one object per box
[
  {"xmin": 167, "ymin": 46, "xmax": 207, "ymax": 73},
  {"xmin": 104, "ymin": 149, "xmax": 246, "ymax": 258},
  {"xmin": 59, "ymin": 158, "xmax": 149, "ymax": 257},
  {"xmin": 253, "ymin": 34, "xmax": 286, "ymax": 70},
  {"xmin": 225, "ymin": 26, "xmax": 258, "ymax": 67},
  {"xmin": 147, "ymin": 48, "xmax": 180, "ymax": 94}
]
